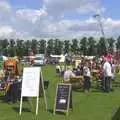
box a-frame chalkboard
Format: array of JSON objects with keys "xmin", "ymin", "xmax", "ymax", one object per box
[{"xmin": 53, "ymin": 83, "xmax": 72, "ymax": 116}]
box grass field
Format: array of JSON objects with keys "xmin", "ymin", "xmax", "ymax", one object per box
[{"xmin": 0, "ymin": 65, "xmax": 120, "ymax": 120}]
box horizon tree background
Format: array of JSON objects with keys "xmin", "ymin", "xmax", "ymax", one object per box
[{"xmin": 0, "ymin": 36, "xmax": 118, "ymax": 57}]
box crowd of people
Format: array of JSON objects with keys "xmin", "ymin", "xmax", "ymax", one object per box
[
  {"xmin": 0, "ymin": 72, "xmax": 22, "ymax": 103},
  {"xmin": 56, "ymin": 53, "xmax": 119, "ymax": 93},
  {"xmin": 0, "ymin": 51, "xmax": 118, "ymax": 104},
  {"xmin": 0, "ymin": 58, "xmax": 22, "ymax": 103}
]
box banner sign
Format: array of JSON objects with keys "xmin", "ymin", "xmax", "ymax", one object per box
[{"xmin": 21, "ymin": 67, "xmax": 40, "ymax": 97}]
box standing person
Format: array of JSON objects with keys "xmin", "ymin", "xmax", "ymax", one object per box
[
  {"xmin": 83, "ymin": 62, "xmax": 91, "ymax": 93},
  {"xmin": 110, "ymin": 61, "xmax": 116, "ymax": 91},
  {"xmin": 103, "ymin": 58, "xmax": 112, "ymax": 92},
  {"xmin": 99, "ymin": 63, "xmax": 104, "ymax": 90},
  {"xmin": 56, "ymin": 64, "xmax": 61, "ymax": 74},
  {"xmin": 111, "ymin": 61, "xmax": 116, "ymax": 81}
]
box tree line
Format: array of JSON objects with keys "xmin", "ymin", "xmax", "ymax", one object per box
[{"xmin": 0, "ymin": 36, "xmax": 120, "ymax": 57}]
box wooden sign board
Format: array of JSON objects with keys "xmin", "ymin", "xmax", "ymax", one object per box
[{"xmin": 53, "ymin": 83, "xmax": 72, "ymax": 116}]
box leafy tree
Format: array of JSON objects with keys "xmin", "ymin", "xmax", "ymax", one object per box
[
  {"xmin": 38, "ymin": 39, "xmax": 46, "ymax": 54},
  {"xmin": 116, "ymin": 36, "xmax": 120, "ymax": 50},
  {"xmin": 1, "ymin": 39, "xmax": 9, "ymax": 56},
  {"xmin": 8, "ymin": 39, "xmax": 16, "ymax": 57},
  {"xmin": 64, "ymin": 40, "xmax": 70, "ymax": 53},
  {"xmin": 8, "ymin": 47, "xmax": 16, "ymax": 57},
  {"xmin": 107, "ymin": 37, "xmax": 115, "ymax": 52},
  {"xmin": 54, "ymin": 39, "xmax": 63, "ymax": 55},
  {"xmin": 71, "ymin": 39, "xmax": 79, "ymax": 55},
  {"xmin": 97, "ymin": 37, "xmax": 107, "ymax": 56},
  {"xmin": 24, "ymin": 40, "xmax": 31, "ymax": 56},
  {"xmin": 80, "ymin": 37, "xmax": 88, "ymax": 55},
  {"xmin": 87, "ymin": 37, "xmax": 96, "ymax": 56},
  {"xmin": 9, "ymin": 39, "xmax": 15, "ymax": 47},
  {"xmin": 31, "ymin": 39, "xmax": 38, "ymax": 54},
  {"xmin": 1, "ymin": 39, "xmax": 9, "ymax": 48},
  {"xmin": 47, "ymin": 39, "xmax": 54, "ymax": 55},
  {"xmin": 16, "ymin": 39, "xmax": 24, "ymax": 57}
]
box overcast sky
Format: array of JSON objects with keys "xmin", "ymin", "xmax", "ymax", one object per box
[{"xmin": 0, "ymin": 0, "xmax": 120, "ymax": 38}]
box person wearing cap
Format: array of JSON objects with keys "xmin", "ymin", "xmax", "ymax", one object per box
[{"xmin": 103, "ymin": 58, "xmax": 112, "ymax": 92}]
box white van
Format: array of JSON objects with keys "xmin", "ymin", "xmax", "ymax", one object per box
[
  {"xmin": 50, "ymin": 54, "xmax": 65, "ymax": 63},
  {"xmin": 34, "ymin": 54, "xmax": 45, "ymax": 66}
]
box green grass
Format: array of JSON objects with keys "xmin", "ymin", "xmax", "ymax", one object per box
[{"xmin": 0, "ymin": 65, "xmax": 120, "ymax": 120}]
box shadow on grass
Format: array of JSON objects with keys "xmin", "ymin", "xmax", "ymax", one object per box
[
  {"xmin": 113, "ymin": 84, "xmax": 120, "ymax": 88},
  {"xmin": 54, "ymin": 111, "xmax": 66, "ymax": 115},
  {"xmin": 48, "ymin": 109, "xmax": 66, "ymax": 115},
  {"xmin": 73, "ymin": 87, "xmax": 102, "ymax": 93},
  {"xmin": 113, "ymin": 82, "xmax": 120, "ymax": 88},
  {"xmin": 113, "ymin": 81, "xmax": 120, "ymax": 87},
  {"xmin": 48, "ymin": 109, "xmax": 53, "ymax": 114},
  {"xmin": 112, "ymin": 107, "xmax": 120, "ymax": 120},
  {"xmin": 0, "ymin": 95, "xmax": 11, "ymax": 103},
  {"xmin": 12, "ymin": 107, "xmax": 31, "ymax": 113},
  {"xmin": 72, "ymin": 89, "xmax": 83, "ymax": 92},
  {"xmin": 0, "ymin": 95, "xmax": 5, "ymax": 101},
  {"xmin": 91, "ymin": 89, "xmax": 102, "ymax": 93}
]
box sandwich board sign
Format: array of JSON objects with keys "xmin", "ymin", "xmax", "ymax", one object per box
[
  {"xmin": 19, "ymin": 67, "xmax": 47, "ymax": 115},
  {"xmin": 53, "ymin": 83, "xmax": 72, "ymax": 116}
]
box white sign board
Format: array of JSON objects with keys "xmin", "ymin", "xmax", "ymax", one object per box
[{"xmin": 21, "ymin": 67, "xmax": 40, "ymax": 97}]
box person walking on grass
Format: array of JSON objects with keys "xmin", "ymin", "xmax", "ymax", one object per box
[{"xmin": 83, "ymin": 62, "xmax": 91, "ymax": 93}]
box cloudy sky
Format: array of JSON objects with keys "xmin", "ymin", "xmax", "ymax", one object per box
[{"xmin": 0, "ymin": 0, "xmax": 120, "ymax": 38}]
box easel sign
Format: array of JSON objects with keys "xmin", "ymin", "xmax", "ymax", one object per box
[
  {"xmin": 19, "ymin": 67, "xmax": 47, "ymax": 115},
  {"xmin": 53, "ymin": 83, "xmax": 72, "ymax": 116}
]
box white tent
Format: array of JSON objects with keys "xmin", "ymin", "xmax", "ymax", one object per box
[{"xmin": 50, "ymin": 54, "xmax": 65, "ymax": 63}]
